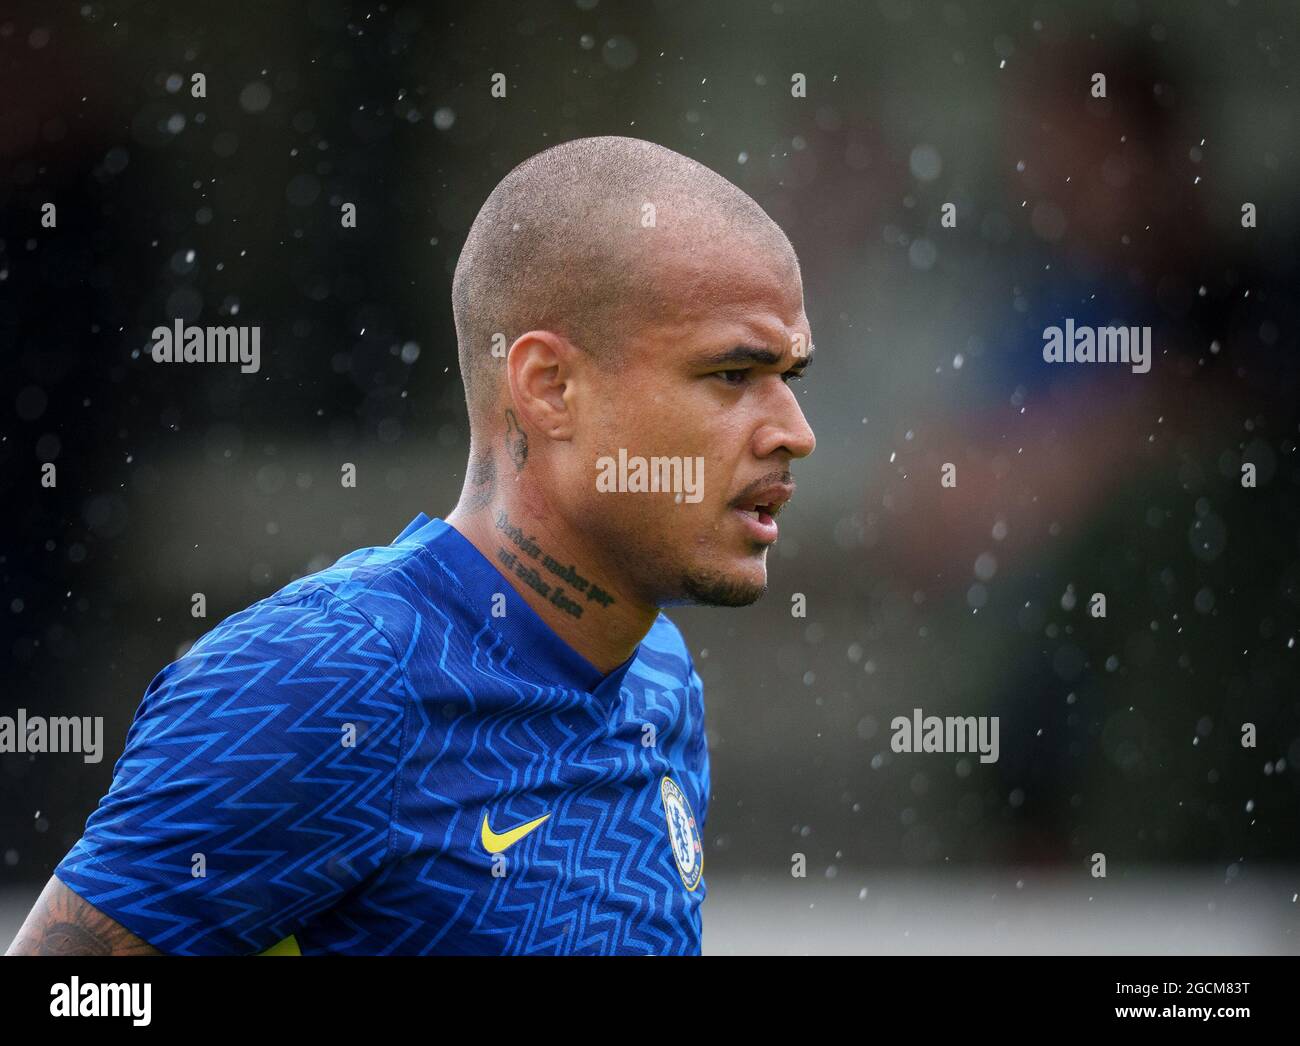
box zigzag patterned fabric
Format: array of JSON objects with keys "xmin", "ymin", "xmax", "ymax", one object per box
[{"xmin": 54, "ymin": 514, "xmax": 710, "ymax": 955}]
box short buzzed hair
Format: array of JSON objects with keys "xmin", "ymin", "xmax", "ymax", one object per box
[{"xmin": 451, "ymin": 135, "xmax": 795, "ymax": 425}]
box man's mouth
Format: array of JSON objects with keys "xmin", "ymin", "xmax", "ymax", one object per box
[
  {"xmin": 731, "ymin": 484, "xmax": 793, "ymax": 544},
  {"xmin": 733, "ymin": 483, "xmax": 794, "ymax": 518},
  {"xmin": 732, "ymin": 505, "xmax": 779, "ymax": 543}
]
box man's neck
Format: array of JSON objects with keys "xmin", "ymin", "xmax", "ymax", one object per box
[{"xmin": 445, "ymin": 500, "xmax": 659, "ymax": 677}]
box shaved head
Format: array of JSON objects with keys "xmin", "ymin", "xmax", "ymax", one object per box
[
  {"xmin": 446, "ymin": 133, "xmax": 814, "ymax": 641},
  {"xmin": 452, "ymin": 135, "xmax": 798, "ymax": 427}
]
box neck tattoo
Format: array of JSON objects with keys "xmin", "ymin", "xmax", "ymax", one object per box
[
  {"xmin": 503, "ymin": 408, "xmax": 528, "ymax": 471},
  {"xmin": 493, "ymin": 509, "xmax": 616, "ymax": 620}
]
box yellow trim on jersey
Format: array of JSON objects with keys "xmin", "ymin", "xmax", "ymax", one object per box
[{"xmin": 258, "ymin": 934, "xmax": 301, "ymax": 956}]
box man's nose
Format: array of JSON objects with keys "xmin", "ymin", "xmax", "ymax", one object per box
[{"xmin": 759, "ymin": 382, "xmax": 816, "ymax": 459}]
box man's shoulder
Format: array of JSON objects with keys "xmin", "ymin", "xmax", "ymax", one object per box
[
  {"xmin": 283, "ymin": 532, "xmax": 450, "ymax": 614},
  {"xmin": 107, "ymin": 545, "xmax": 417, "ymax": 811},
  {"xmin": 197, "ymin": 533, "xmax": 459, "ymax": 664}
]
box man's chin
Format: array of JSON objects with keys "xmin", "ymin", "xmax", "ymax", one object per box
[{"xmin": 673, "ymin": 564, "xmax": 768, "ymax": 608}]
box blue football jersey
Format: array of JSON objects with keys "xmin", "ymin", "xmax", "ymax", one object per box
[{"xmin": 53, "ymin": 514, "xmax": 710, "ymax": 955}]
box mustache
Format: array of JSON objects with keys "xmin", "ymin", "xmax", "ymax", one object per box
[{"xmin": 730, "ymin": 470, "xmax": 794, "ymax": 506}]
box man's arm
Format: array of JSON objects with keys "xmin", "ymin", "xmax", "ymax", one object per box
[
  {"xmin": 6, "ymin": 876, "xmax": 160, "ymax": 956},
  {"xmin": 23, "ymin": 592, "xmax": 405, "ymax": 955}
]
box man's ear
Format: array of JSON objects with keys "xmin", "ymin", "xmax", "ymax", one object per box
[{"xmin": 506, "ymin": 330, "xmax": 579, "ymax": 439}]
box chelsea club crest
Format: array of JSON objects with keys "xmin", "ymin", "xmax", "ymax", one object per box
[{"xmin": 660, "ymin": 776, "xmax": 703, "ymax": 891}]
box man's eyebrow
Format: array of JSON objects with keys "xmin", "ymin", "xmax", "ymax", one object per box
[{"xmin": 695, "ymin": 342, "xmax": 816, "ymax": 368}]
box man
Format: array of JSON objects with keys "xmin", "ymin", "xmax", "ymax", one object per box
[{"xmin": 8, "ymin": 135, "xmax": 816, "ymax": 955}]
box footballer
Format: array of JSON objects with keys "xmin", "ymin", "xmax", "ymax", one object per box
[{"xmin": 8, "ymin": 135, "xmax": 816, "ymax": 956}]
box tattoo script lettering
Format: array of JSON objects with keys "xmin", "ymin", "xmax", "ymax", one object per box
[{"xmin": 493, "ymin": 509, "xmax": 616, "ymax": 619}]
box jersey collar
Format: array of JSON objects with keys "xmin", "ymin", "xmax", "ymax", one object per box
[{"xmin": 393, "ymin": 512, "xmax": 639, "ymax": 693}]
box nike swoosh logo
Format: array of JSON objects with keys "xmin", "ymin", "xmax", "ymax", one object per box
[{"xmin": 481, "ymin": 811, "xmax": 550, "ymax": 854}]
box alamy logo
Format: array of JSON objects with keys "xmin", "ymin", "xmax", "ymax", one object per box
[
  {"xmin": 596, "ymin": 448, "xmax": 704, "ymax": 503},
  {"xmin": 1042, "ymin": 319, "xmax": 1151, "ymax": 373},
  {"xmin": 50, "ymin": 978, "xmax": 151, "ymax": 1026},
  {"xmin": 0, "ymin": 709, "xmax": 103, "ymax": 763},
  {"xmin": 151, "ymin": 319, "xmax": 261, "ymax": 373},
  {"xmin": 891, "ymin": 708, "xmax": 999, "ymax": 764}
]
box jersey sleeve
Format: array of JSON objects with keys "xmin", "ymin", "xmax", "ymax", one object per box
[{"xmin": 53, "ymin": 588, "xmax": 409, "ymax": 955}]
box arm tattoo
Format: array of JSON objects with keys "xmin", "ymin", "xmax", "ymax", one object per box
[
  {"xmin": 6, "ymin": 876, "xmax": 160, "ymax": 956},
  {"xmin": 503, "ymin": 408, "xmax": 528, "ymax": 471}
]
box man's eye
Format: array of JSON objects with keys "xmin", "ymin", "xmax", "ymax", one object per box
[{"xmin": 714, "ymin": 369, "xmax": 805, "ymax": 386}]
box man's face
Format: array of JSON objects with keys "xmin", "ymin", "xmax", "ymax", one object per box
[{"xmin": 567, "ymin": 236, "xmax": 817, "ymax": 608}]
